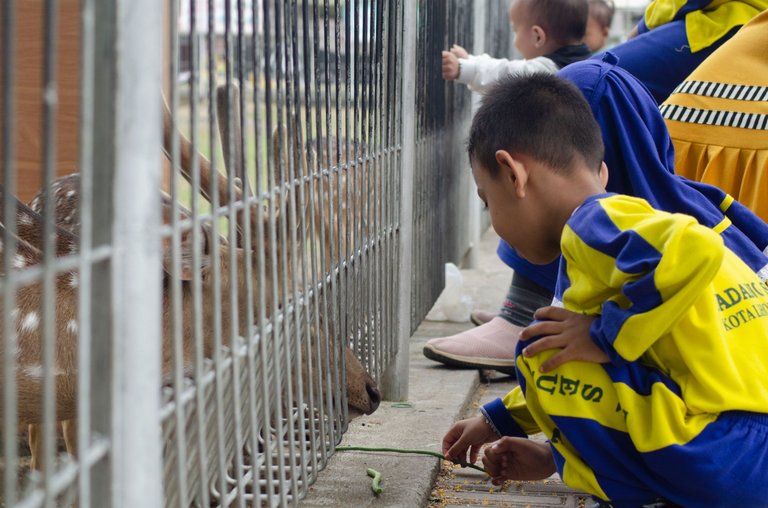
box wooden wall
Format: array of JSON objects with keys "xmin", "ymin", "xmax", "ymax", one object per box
[{"xmin": 0, "ymin": 0, "xmax": 81, "ymax": 203}]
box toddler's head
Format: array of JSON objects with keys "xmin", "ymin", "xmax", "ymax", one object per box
[
  {"xmin": 584, "ymin": 0, "xmax": 614, "ymax": 52},
  {"xmin": 508, "ymin": 0, "xmax": 589, "ymax": 59}
]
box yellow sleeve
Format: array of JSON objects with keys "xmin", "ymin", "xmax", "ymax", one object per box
[{"xmin": 502, "ymin": 387, "xmax": 541, "ymax": 435}]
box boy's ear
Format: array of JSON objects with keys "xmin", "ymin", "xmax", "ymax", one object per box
[
  {"xmin": 599, "ymin": 161, "xmax": 609, "ymax": 187},
  {"xmin": 532, "ymin": 25, "xmax": 546, "ymax": 47},
  {"xmin": 495, "ymin": 150, "xmax": 529, "ymax": 197}
]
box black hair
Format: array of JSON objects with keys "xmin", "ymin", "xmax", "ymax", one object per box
[
  {"xmin": 588, "ymin": 0, "xmax": 615, "ymax": 29},
  {"xmin": 526, "ymin": 0, "xmax": 589, "ymax": 44},
  {"xmin": 467, "ymin": 72, "xmax": 604, "ymax": 177}
]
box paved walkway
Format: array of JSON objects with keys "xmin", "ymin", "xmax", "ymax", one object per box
[{"xmin": 301, "ymin": 228, "xmax": 588, "ymax": 507}]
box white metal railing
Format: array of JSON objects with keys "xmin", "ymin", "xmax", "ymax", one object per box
[{"xmin": 0, "ymin": 0, "xmax": 504, "ymax": 506}]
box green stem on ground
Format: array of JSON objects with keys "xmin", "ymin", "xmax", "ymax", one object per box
[
  {"xmin": 366, "ymin": 468, "xmax": 383, "ymax": 495},
  {"xmin": 335, "ymin": 445, "xmax": 487, "ymax": 473}
]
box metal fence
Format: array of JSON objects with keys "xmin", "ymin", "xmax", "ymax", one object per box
[
  {"xmin": 410, "ymin": 0, "xmax": 513, "ymax": 327},
  {"xmin": 0, "ymin": 0, "xmax": 503, "ymax": 506}
]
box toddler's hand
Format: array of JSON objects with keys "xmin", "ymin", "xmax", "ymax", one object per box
[
  {"xmin": 482, "ymin": 437, "xmax": 557, "ymax": 485},
  {"xmin": 520, "ymin": 306, "xmax": 609, "ymax": 372},
  {"xmin": 449, "ymin": 44, "xmax": 469, "ymax": 59},
  {"xmin": 442, "ymin": 50, "xmax": 460, "ymax": 80},
  {"xmin": 442, "ymin": 415, "xmax": 497, "ymax": 466}
]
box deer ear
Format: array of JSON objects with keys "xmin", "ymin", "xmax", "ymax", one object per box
[
  {"xmin": 161, "ymin": 225, "xmax": 212, "ymax": 281},
  {"xmin": 159, "ymin": 194, "xmax": 209, "ymax": 280}
]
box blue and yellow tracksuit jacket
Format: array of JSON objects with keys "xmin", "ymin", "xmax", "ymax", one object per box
[
  {"xmin": 482, "ymin": 194, "xmax": 768, "ymax": 507},
  {"xmin": 639, "ymin": 0, "xmax": 768, "ymax": 52}
]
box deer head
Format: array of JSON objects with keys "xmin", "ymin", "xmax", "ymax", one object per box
[{"xmin": 162, "ymin": 87, "xmax": 380, "ymax": 416}]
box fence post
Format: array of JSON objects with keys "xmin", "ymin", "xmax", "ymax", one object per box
[
  {"xmin": 463, "ymin": 1, "xmax": 488, "ymax": 270},
  {"xmin": 380, "ymin": 0, "xmax": 417, "ymax": 401},
  {"xmin": 109, "ymin": 0, "xmax": 164, "ymax": 505}
]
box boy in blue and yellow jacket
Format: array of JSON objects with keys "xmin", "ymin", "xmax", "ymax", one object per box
[{"xmin": 443, "ymin": 72, "xmax": 768, "ymax": 507}]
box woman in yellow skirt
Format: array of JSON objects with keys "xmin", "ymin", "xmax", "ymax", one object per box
[{"xmin": 661, "ymin": 10, "xmax": 768, "ymax": 221}]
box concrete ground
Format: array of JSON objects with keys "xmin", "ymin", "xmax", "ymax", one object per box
[{"xmin": 300, "ymin": 228, "xmax": 588, "ymax": 507}]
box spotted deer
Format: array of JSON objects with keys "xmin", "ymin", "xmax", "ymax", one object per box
[
  {"xmin": 8, "ymin": 93, "xmax": 381, "ymax": 470},
  {"xmin": 0, "ymin": 190, "xmax": 81, "ymax": 470}
]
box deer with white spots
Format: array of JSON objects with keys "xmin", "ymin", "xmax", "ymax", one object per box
[
  {"xmin": 0, "ymin": 190, "xmax": 81, "ymax": 470},
  {"xmin": 4, "ymin": 89, "xmax": 381, "ymax": 471}
]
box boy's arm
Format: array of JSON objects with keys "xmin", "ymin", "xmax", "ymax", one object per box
[
  {"xmin": 563, "ymin": 197, "xmax": 725, "ymax": 363},
  {"xmin": 456, "ymin": 54, "xmax": 559, "ymax": 94},
  {"xmin": 480, "ymin": 387, "xmax": 541, "ymax": 437}
]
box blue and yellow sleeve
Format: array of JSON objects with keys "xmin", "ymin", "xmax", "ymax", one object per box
[
  {"xmin": 480, "ymin": 387, "xmax": 541, "ymax": 438},
  {"xmin": 643, "ymin": 0, "xmax": 713, "ymax": 31},
  {"xmin": 562, "ymin": 196, "xmax": 725, "ymax": 363},
  {"xmin": 640, "ymin": 0, "xmax": 768, "ymax": 52}
]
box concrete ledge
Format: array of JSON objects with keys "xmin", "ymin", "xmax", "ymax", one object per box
[{"xmin": 300, "ymin": 322, "xmax": 481, "ymax": 507}]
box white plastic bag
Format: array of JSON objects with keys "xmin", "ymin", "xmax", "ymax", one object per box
[{"xmin": 425, "ymin": 263, "xmax": 473, "ymax": 322}]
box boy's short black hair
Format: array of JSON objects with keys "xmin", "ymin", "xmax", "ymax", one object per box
[
  {"xmin": 588, "ymin": 0, "xmax": 615, "ymax": 29},
  {"xmin": 467, "ymin": 73, "xmax": 604, "ymax": 177},
  {"xmin": 527, "ymin": 0, "xmax": 589, "ymax": 43}
]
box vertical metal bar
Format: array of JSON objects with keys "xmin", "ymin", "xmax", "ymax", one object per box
[
  {"xmin": 361, "ymin": 0, "xmax": 373, "ymax": 387},
  {"xmin": 188, "ymin": 2, "xmax": 212, "ymax": 505},
  {"xmin": 380, "ymin": 0, "xmax": 413, "ymax": 400},
  {"xmin": 293, "ymin": 0, "xmax": 313, "ymax": 493},
  {"xmin": 318, "ymin": 0, "xmax": 341, "ymax": 449},
  {"xmin": 39, "ymin": 1, "xmax": 59, "ymax": 500},
  {"xmin": 110, "ymin": 0, "xmax": 163, "ymax": 505},
  {"xmin": 270, "ymin": 2, "xmax": 289, "ymax": 504},
  {"xmin": 310, "ymin": 0, "xmax": 335, "ymax": 463},
  {"xmin": 351, "ymin": 0, "xmax": 363, "ymax": 400},
  {"xmin": 275, "ymin": 0, "xmax": 304, "ymax": 499},
  {"xmin": 90, "ymin": 0, "xmax": 116, "ymax": 504},
  {"xmin": 222, "ymin": 2, "xmax": 247, "ymax": 505},
  {"xmin": 383, "ymin": 0, "xmax": 395, "ymax": 378},
  {"xmin": 77, "ymin": 0, "xmax": 96, "ymax": 504},
  {"xmin": 232, "ymin": 2, "xmax": 255, "ymax": 505},
  {"xmin": 341, "ymin": 0, "xmax": 353, "ymax": 432},
  {"xmin": 372, "ymin": 0, "xmax": 384, "ymax": 378},
  {"xmin": 259, "ymin": 0, "xmax": 279, "ymax": 502},
  {"xmin": 247, "ymin": 0, "xmax": 269, "ymax": 503},
  {"xmin": 1, "ymin": 1, "xmax": 19, "ymax": 504},
  {"xmin": 167, "ymin": 0, "xmax": 191, "ymax": 505},
  {"xmin": 204, "ymin": 0, "xmax": 230, "ymax": 503},
  {"xmin": 390, "ymin": 0, "xmax": 401, "ymax": 363},
  {"xmin": 301, "ymin": 0, "xmax": 322, "ymax": 479},
  {"xmin": 463, "ymin": 0, "xmax": 487, "ymax": 270},
  {"xmin": 333, "ymin": 0, "xmax": 348, "ymax": 439}
]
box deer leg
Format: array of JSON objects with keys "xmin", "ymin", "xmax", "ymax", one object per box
[
  {"xmin": 28, "ymin": 423, "xmax": 42, "ymax": 471},
  {"xmin": 62, "ymin": 419, "xmax": 77, "ymax": 459}
]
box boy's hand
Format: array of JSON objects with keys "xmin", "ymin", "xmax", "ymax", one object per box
[
  {"xmin": 442, "ymin": 51, "xmax": 461, "ymax": 80},
  {"xmin": 520, "ymin": 306, "xmax": 609, "ymax": 372},
  {"xmin": 482, "ymin": 437, "xmax": 557, "ymax": 485},
  {"xmin": 442, "ymin": 415, "xmax": 497, "ymax": 466},
  {"xmin": 449, "ymin": 44, "xmax": 469, "ymax": 59}
]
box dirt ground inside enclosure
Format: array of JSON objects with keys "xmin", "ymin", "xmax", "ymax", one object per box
[{"xmin": 0, "ymin": 428, "xmax": 75, "ymax": 503}]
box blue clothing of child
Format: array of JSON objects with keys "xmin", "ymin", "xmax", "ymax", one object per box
[
  {"xmin": 496, "ymin": 54, "xmax": 768, "ymax": 296},
  {"xmin": 485, "ymin": 193, "xmax": 768, "ymax": 507},
  {"xmin": 594, "ymin": 21, "xmax": 739, "ymax": 105},
  {"xmin": 597, "ymin": 0, "xmax": 768, "ymax": 104}
]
